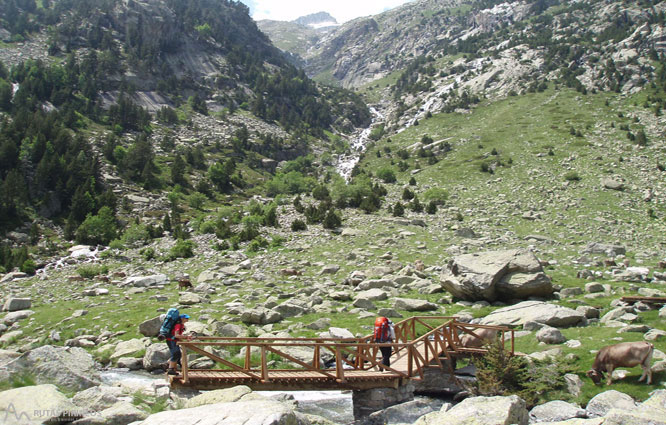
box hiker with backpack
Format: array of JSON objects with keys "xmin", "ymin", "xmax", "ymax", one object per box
[
  {"xmin": 373, "ymin": 316, "xmax": 395, "ymax": 369},
  {"xmin": 158, "ymin": 308, "xmax": 193, "ymax": 376}
]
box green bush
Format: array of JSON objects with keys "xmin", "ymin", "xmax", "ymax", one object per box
[
  {"xmin": 323, "ymin": 209, "xmax": 342, "ymax": 229},
  {"xmin": 247, "ymin": 237, "xmax": 269, "ymax": 253},
  {"xmin": 170, "ymin": 239, "xmax": 195, "ymax": 259},
  {"xmin": 265, "ymin": 171, "xmax": 316, "ymax": 196},
  {"xmin": 376, "ymin": 167, "xmax": 396, "ymax": 183},
  {"xmin": 426, "ymin": 201, "xmax": 437, "ymax": 214},
  {"xmin": 140, "ymin": 247, "xmax": 155, "ymax": 260},
  {"xmin": 19, "ymin": 259, "xmax": 36, "ymax": 275},
  {"xmin": 291, "ymin": 219, "xmax": 307, "ymax": 231},
  {"xmin": 564, "ymin": 171, "xmax": 581, "ymax": 181},
  {"xmin": 75, "ymin": 207, "xmax": 118, "ymax": 245},
  {"xmin": 423, "ymin": 188, "xmax": 449, "ymax": 205},
  {"xmin": 120, "ymin": 223, "xmax": 151, "ymax": 248},
  {"xmin": 77, "ymin": 264, "xmax": 109, "ymax": 279},
  {"xmin": 393, "ymin": 202, "xmax": 405, "ymax": 217}
]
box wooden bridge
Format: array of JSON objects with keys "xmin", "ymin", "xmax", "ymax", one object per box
[{"xmin": 168, "ymin": 316, "xmax": 514, "ymax": 391}]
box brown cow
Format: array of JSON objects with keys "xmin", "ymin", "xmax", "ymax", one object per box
[
  {"xmin": 280, "ymin": 268, "xmax": 302, "ymax": 276},
  {"xmin": 451, "ymin": 328, "xmax": 499, "ymax": 369},
  {"xmin": 178, "ymin": 279, "xmax": 193, "ymax": 290},
  {"xmin": 459, "ymin": 328, "xmax": 498, "ymax": 349},
  {"xmin": 586, "ymin": 341, "xmax": 654, "ymax": 385}
]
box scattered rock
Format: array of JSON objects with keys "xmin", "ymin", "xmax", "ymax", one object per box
[
  {"xmin": 2, "ymin": 298, "xmax": 32, "ymax": 312},
  {"xmin": 1, "ymin": 345, "xmax": 101, "ymax": 391},
  {"xmin": 586, "ymin": 390, "xmax": 636, "ymax": 418},
  {"xmin": 480, "ymin": 301, "xmax": 585, "ymax": 328}
]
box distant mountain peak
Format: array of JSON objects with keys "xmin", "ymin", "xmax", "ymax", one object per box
[{"xmin": 294, "ymin": 12, "xmax": 338, "ymax": 29}]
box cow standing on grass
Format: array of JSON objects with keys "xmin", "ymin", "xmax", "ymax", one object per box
[{"xmin": 586, "ymin": 341, "xmax": 654, "ymax": 385}]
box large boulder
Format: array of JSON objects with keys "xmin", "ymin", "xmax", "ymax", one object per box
[
  {"xmin": 585, "ymin": 390, "xmax": 636, "ymax": 418},
  {"xmin": 111, "ymin": 338, "xmax": 150, "ymax": 361},
  {"xmin": 2, "ymin": 298, "xmax": 31, "ymax": 312},
  {"xmin": 480, "ymin": 301, "xmax": 585, "ymax": 328},
  {"xmin": 72, "ymin": 385, "xmax": 127, "ymax": 411},
  {"xmin": 603, "ymin": 390, "xmax": 666, "ymax": 425},
  {"xmin": 440, "ymin": 249, "xmax": 552, "ymax": 302},
  {"xmin": 185, "ymin": 385, "xmax": 253, "ymax": 408},
  {"xmin": 394, "ymin": 298, "xmax": 438, "ymax": 312},
  {"xmin": 139, "ymin": 316, "xmax": 163, "ymax": 337},
  {"xmin": 0, "ymin": 384, "xmax": 81, "ymax": 424},
  {"xmin": 134, "ymin": 399, "xmax": 309, "ymax": 425},
  {"xmin": 240, "ymin": 308, "xmax": 282, "ymax": 325},
  {"xmin": 414, "ymin": 395, "xmax": 528, "ymax": 425},
  {"xmin": 529, "ymin": 400, "xmax": 586, "ymax": 423},
  {"xmin": 368, "ymin": 399, "xmax": 441, "ymax": 425},
  {"xmin": 0, "ymin": 345, "xmax": 100, "ymax": 392},
  {"xmin": 122, "ymin": 274, "xmax": 168, "ymax": 287},
  {"xmin": 273, "ymin": 300, "xmax": 309, "ymax": 318},
  {"xmin": 143, "ymin": 343, "xmax": 171, "ymax": 371},
  {"xmin": 71, "ymin": 401, "xmax": 148, "ymax": 425}
]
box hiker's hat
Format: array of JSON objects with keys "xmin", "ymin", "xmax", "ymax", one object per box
[{"xmin": 180, "ymin": 314, "xmax": 190, "ymax": 319}]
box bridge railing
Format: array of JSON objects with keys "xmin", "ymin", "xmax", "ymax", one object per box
[{"xmin": 175, "ymin": 316, "xmax": 513, "ymax": 384}]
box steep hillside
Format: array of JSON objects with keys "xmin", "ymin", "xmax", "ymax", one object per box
[{"xmin": 0, "ymin": 0, "xmax": 370, "ymax": 261}]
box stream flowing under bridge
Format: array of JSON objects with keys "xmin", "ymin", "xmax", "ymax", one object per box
[{"xmin": 168, "ymin": 316, "xmax": 514, "ymax": 392}]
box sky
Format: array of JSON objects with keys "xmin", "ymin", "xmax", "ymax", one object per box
[{"xmin": 239, "ymin": 0, "xmax": 414, "ymax": 23}]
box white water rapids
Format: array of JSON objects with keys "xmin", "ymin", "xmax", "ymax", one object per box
[{"xmin": 335, "ymin": 107, "xmax": 385, "ymax": 181}]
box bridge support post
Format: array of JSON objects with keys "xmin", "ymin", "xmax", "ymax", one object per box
[{"xmin": 352, "ymin": 381, "xmax": 415, "ymax": 419}]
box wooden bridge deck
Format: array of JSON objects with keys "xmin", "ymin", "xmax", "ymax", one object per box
[{"xmin": 168, "ymin": 317, "xmax": 514, "ymax": 391}]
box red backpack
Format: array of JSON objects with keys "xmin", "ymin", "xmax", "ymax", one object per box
[{"xmin": 374, "ymin": 317, "xmax": 391, "ymax": 343}]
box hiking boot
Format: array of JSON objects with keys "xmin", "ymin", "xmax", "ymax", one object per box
[{"xmin": 167, "ymin": 368, "xmax": 178, "ymax": 376}]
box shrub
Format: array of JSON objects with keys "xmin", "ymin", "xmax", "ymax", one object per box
[
  {"xmin": 77, "ymin": 264, "xmax": 109, "ymax": 279},
  {"xmin": 140, "ymin": 247, "xmax": 155, "ymax": 260},
  {"xmin": 409, "ymin": 196, "xmax": 423, "ymax": 212},
  {"xmin": 312, "ymin": 185, "xmax": 331, "ymax": 201},
  {"xmin": 409, "ymin": 177, "xmax": 417, "ymax": 186},
  {"xmin": 188, "ymin": 193, "xmax": 207, "ymax": 210},
  {"xmin": 265, "ymin": 171, "xmax": 315, "ymax": 196},
  {"xmin": 423, "ymin": 188, "xmax": 448, "ymax": 205},
  {"xmin": 75, "ymin": 207, "xmax": 118, "ymax": 245},
  {"xmin": 291, "ymin": 219, "xmax": 307, "ymax": 231},
  {"xmin": 20, "ymin": 259, "xmax": 36, "ymax": 275},
  {"xmin": 426, "ymin": 201, "xmax": 437, "ymax": 214},
  {"xmin": 323, "ymin": 209, "xmax": 342, "ymax": 229},
  {"xmin": 376, "ymin": 167, "xmax": 396, "ymax": 183},
  {"xmin": 170, "ymin": 239, "xmax": 195, "ymax": 259},
  {"xmin": 247, "ymin": 237, "xmax": 269, "ymax": 253},
  {"xmin": 474, "ymin": 340, "xmax": 529, "ymax": 399},
  {"xmin": 120, "ymin": 223, "xmax": 151, "ymax": 248},
  {"xmin": 212, "ymin": 240, "xmax": 230, "ymax": 251},
  {"xmin": 393, "ymin": 202, "xmax": 405, "ymax": 217},
  {"xmin": 564, "ymin": 171, "xmax": 581, "ymax": 181}
]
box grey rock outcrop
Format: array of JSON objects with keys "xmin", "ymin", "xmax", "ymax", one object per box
[
  {"xmin": 143, "ymin": 343, "xmax": 171, "ymax": 371},
  {"xmin": 135, "ymin": 399, "xmax": 309, "ymax": 425},
  {"xmin": 2, "ymin": 298, "xmax": 32, "ymax": 312},
  {"xmin": 0, "ymin": 384, "xmax": 81, "ymax": 424},
  {"xmin": 529, "ymin": 400, "xmax": 586, "ymax": 423},
  {"xmin": 480, "ymin": 301, "xmax": 585, "ymax": 328},
  {"xmin": 394, "ymin": 298, "xmax": 438, "ymax": 312},
  {"xmin": 440, "ymin": 249, "xmax": 552, "ymax": 301},
  {"xmin": 586, "ymin": 390, "xmax": 636, "ymax": 418},
  {"xmin": 71, "ymin": 401, "xmax": 148, "ymax": 425},
  {"xmin": 139, "ymin": 316, "xmax": 163, "ymax": 337},
  {"xmin": 184, "ymin": 385, "xmax": 253, "ymax": 408},
  {"xmin": 0, "ymin": 345, "xmax": 100, "ymax": 392},
  {"xmin": 414, "ymin": 395, "xmax": 528, "ymax": 425},
  {"xmin": 603, "ymin": 389, "xmax": 666, "ymax": 424}
]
